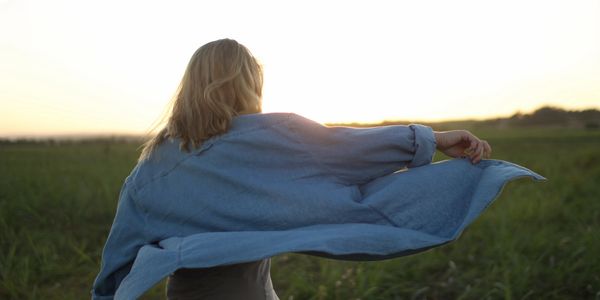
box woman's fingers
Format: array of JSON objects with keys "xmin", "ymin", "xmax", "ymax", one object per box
[
  {"xmin": 482, "ymin": 140, "xmax": 492, "ymax": 159},
  {"xmin": 462, "ymin": 132, "xmax": 492, "ymax": 164},
  {"xmin": 449, "ymin": 131, "xmax": 492, "ymax": 162},
  {"xmin": 462, "ymin": 132, "xmax": 479, "ymax": 155},
  {"xmin": 468, "ymin": 135, "xmax": 477, "ymax": 152},
  {"xmin": 472, "ymin": 140, "xmax": 485, "ymax": 163},
  {"xmin": 471, "ymin": 140, "xmax": 492, "ymax": 163}
]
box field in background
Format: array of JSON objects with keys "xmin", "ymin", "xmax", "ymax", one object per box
[{"xmin": 1, "ymin": 126, "xmax": 599, "ymax": 299}]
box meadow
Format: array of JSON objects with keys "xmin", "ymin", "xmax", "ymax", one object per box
[{"xmin": 0, "ymin": 126, "xmax": 599, "ymax": 299}]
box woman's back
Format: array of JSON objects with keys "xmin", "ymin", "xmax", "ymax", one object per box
[{"xmin": 134, "ymin": 112, "xmax": 406, "ymax": 236}]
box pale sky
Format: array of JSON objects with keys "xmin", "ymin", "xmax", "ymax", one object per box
[{"xmin": 1, "ymin": 0, "xmax": 599, "ymax": 137}]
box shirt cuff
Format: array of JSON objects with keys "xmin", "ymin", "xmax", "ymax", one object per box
[{"xmin": 406, "ymin": 124, "xmax": 437, "ymax": 168}]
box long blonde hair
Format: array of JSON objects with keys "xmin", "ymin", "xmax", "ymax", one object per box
[{"xmin": 138, "ymin": 39, "xmax": 263, "ymax": 162}]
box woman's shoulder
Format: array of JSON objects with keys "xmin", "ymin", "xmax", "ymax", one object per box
[
  {"xmin": 123, "ymin": 139, "xmax": 183, "ymax": 192},
  {"xmin": 230, "ymin": 112, "xmax": 297, "ymax": 130},
  {"xmin": 128, "ymin": 112, "xmax": 310, "ymax": 191}
]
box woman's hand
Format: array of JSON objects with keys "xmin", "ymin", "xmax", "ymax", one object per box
[{"xmin": 433, "ymin": 130, "xmax": 492, "ymax": 164}]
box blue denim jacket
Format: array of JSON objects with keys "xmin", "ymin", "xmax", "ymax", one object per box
[{"xmin": 91, "ymin": 112, "xmax": 546, "ymax": 299}]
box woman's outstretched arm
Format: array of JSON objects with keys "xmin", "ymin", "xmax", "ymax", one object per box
[{"xmin": 285, "ymin": 113, "xmax": 437, "ymax": 185}]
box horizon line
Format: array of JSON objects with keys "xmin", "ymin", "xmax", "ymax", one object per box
[{"xmin": 1, "ymin": 104, "xmax": 598, "ymax": 140}]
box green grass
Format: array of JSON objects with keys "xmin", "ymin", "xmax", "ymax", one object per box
[{"xmin": 0, "ymin": 128, "xmax": 599, "ymax": 299}]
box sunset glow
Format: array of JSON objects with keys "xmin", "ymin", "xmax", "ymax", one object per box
[{"xmin": 1, "ymin": 0, "xmax": 599, "ymax": 136}]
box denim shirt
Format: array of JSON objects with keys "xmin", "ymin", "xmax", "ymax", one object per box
[{"xmin": 91, "ymin": 112, "xmax": 546, "ymax": 299}]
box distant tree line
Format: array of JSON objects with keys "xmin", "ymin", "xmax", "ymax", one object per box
[
  {"xmin": 484, "ymin": 105, "xmax": 600, "ymax": 128},
  {"xmin": 327, "ymin": 105, "xmax": 600, "ymax": 129}
]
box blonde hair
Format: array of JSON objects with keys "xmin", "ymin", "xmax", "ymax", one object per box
[{"xmin": 138, "ymin": 39, "xmax": 263, "ymax": 162}]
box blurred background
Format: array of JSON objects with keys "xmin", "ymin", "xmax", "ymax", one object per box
[{"xmin": 0, "ymin": 0, "xmax": 598, "ymax": 299}]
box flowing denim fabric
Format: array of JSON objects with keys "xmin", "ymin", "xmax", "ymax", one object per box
[{"xmin": 91, "ymin": 112, "xmax": 547, "ymax": 299}]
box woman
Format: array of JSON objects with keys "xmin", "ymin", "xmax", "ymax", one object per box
[{"xmin": 91, "ymin": 39, "xmax": 545, "ymax": 299}]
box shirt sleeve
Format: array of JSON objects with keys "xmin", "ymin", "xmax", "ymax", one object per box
[
  {"xmin": 286, "ymin": 113, "xmax": 437, "ymax": 185},
  {"xmin": 91, "ymin": 180, "xmax": 148, "ymax": 300}
]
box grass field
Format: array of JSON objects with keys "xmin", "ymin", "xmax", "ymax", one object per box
[{"xmin": 1, "ymin": 126, "xmax": 599, "ymax": 299}]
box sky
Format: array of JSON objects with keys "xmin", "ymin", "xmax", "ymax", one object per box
[{"xmin": 1, "ymin": 0, "xmax": 599, "ymax": 137}]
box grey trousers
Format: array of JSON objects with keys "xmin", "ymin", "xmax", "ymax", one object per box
[{"xmin": 166, "ymin": 258, "xmax": 280, "ymax": 300}]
